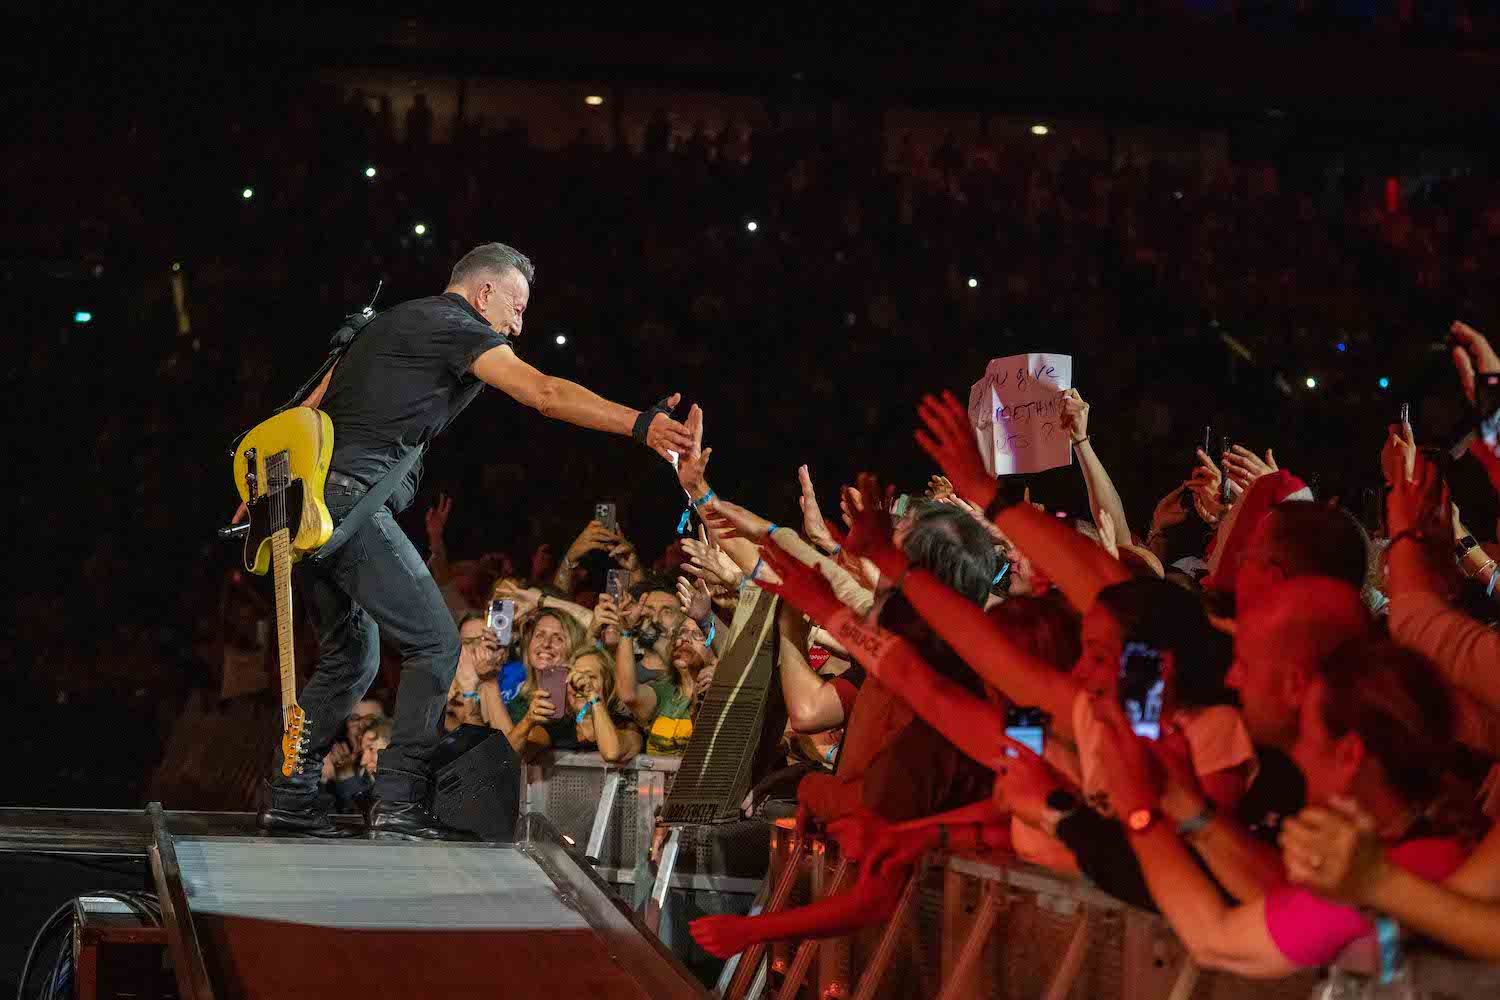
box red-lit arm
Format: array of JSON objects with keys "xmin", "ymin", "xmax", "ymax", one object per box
[{"xmin": 690, "ymin": 867, "xmax": 908, "ymax": 959}]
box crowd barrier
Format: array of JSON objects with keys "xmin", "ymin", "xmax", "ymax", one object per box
[{"xmin": 522, "ymin": 753, "xmax": 1500, "ymax": 1000}]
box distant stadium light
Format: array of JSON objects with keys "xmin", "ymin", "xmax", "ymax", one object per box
[
  {"xmin": 1030, "ymin": 124, "xmax": 1049, "ymax": 136},
  {"xmin": 584, "ymin": 95, "xmax": 604, "ymax": 106},
  {"xmin": 1379, "ymin": 377, "xmax": 1390, "ymax": 389},
  {"xmin": 413, "ymin": 223, "xmax": 427, "ymax": 236},
  {"xmin": 73, "ymin": 311, "xmax": 92, "ymax": 324},
  {"xmin": 967, "ymin": 277, "xmax": 979, "ymax": 289},
  {"xmin": 555, "ymin": 334, "xmax": 567, "ymax": 346},
  {"xmin": 1336, "ymin": 342, "xmax": 1347, "ymax": 353},
  {"xmin": 1305, "ymin": 377, "xmax": 1317, "ymax": 389},
  {"xmin": 746, "ymin": 220, "xmax": 759, "ymax": 232},
  {"xmin": 241, "ymin": 187, "xmax": 254, "ymax": 200},
  {"xmin": 365, "ymin": 166, "xmax": 377, "ymax": 178}
]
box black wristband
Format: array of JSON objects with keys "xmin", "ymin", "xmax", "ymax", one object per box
[{"xmin": 632, "ymin": 397, "xmax": 674, "ymax": 445}]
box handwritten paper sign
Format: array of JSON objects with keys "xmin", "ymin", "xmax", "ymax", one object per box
[{"xmin": 967, "ymin": 353, "xmax": 1073, "ymax": 476}]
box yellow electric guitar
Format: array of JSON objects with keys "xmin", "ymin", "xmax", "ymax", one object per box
[{"xmin": 233, "ymin": 408, "xmax": 335, "ymax": 776}]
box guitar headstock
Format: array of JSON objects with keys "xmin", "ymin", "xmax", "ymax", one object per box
[{"xmin": 280, "ymin": 705, "xmax": 312, "ymax": 777}]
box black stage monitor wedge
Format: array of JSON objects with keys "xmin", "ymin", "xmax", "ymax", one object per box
[{"xmin": 429, "ymin": 724, "xmax": 522, "ymax": 843}]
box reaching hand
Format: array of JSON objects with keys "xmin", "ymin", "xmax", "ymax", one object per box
[
  {"xmin": 609, "ymin": 535, "xmax": 640, "ymax": 571},
  {"xmin": 1086, "ymin": 696, "xmax": 1163, "ymax": 818},
  {"xmin": 926, "ymin": 474, "xmax": 954, "ymax": 500},
  {"xmin": 798, "ymin": 465, "xmax": 840, "ymax": 552},
  {"xmin": 681, "ymin": 529, "xmax": 744, "ymax": 590},
  {"xmin": 864, "ymin": 825, "xmax": 939, "ymax": 881},
  {"xmin": 425, "ymin": 492, "xmax": 453, "ymax": 543},
  {"xmin": 837, "ymin": 473, "xmax": 901, "ymax": 570},
  {"xmin": 646, "ymin": 394, "xmax": 696, "ymax": 464},
  {"xmin": 690, "ymin": 915, "xmax": 760, "ymax": 960},
  {"xmin": 915, "ymin": 391, "xmax": 998, "ymax": 508},
  {"xmin": 1451, "ymin": 321, "xmax": 1500, "ymax": 406},
  {"xmin": 590, "ymin": 593, "xmax": 623, "ymax": 648},
  {"xmin": 1280, "ymin": 796, "xmax": 1388, "ymax": 904},
  {"xmin": 1060, "ymin": 388, "xmax": 1090, "ymax": 444},
  {"xmin": 674, "ymin": 404, "xmax": 711, "ymax": 493},
  {"xmin": 700, "ymin": 496, "xmax": 777, "ymax": 543},
  {"xmin": 1149, "ymin": 484, "xmax": 1191, "ymax": 537},
  {"xmin": 329, "ymin": 741, "xmax": 357, "ymax": 780},
  {"xmin": 1381, "ymin": 422, "xmax": 1418, "ymax": 488},
  {"xmin": 756, "ymin": 541, "xmax": 843, "ymax": 624},
  {"xmin": 1221, "ymin": 446, "xmax": 1279, "ymax": 494},
  {"xmin": 677, "ymin": 575, "xmax": 712, "ymax": 623},
  {"xmin": 996, "ymin": 735, "xmax": 1063, "ymax": 827},
  {"xmin": 1386, "ymin": 449, "xmax": 1448, "ymax": 539},
  {"xmin": 1096, "ymin": 514, "xmax": 1120, "ymax": 560}
]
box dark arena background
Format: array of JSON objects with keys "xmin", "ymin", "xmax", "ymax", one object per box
[{"xmin": 8, "ymin": 3, "xmax": 1500, "ymax": 998}]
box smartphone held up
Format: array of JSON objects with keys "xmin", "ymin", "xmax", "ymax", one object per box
[
  {"xmin": 488, "ymin": 598, "xmax": 516, "ymax": 647},
  {"xmin": 1119, "ymin": 641, "xmax": 1165, "ymax": 740}
]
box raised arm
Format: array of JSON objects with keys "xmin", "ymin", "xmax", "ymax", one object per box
[
  {"xmin": 915, "ymin": 391, "xmax": 1129, "ymax": 614},
  {"xmin": 1061, "ymin": 389, "xmax": 1132, "ymax": 544},
  {"xmin": 612, "ymin": 622, "xmax": 657, "ymax": 724},
  {"xmin": 777, "ymin": 600, "xmax": 848, "ymax": 734},
  {"xmin": 471, "ymin": 344, "xmax": 694, "ymax": 461}
]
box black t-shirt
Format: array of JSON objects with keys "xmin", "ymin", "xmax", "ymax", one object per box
[{"xmin": 321, "ymin": 292, "xmax": 509, "ymax": 512}]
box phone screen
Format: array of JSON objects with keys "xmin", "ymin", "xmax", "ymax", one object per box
[
  {"xmin": 487, "ymin": 599, "xmax": 515, "ymax": 646},
  {"xmin": 1119, "ymin": 641, "xmax": 1165, "ymax": 740},
  {"xmin": 538, "ymin": 666, "xmax": 569, "ymax": 721},
  {"xmin": 1004, "ymin": 706, "xmax": 1047, "ymax": 756},
  {"xmin": 606, "ymin": 569, "xmax": 625, "ymax": 603}
]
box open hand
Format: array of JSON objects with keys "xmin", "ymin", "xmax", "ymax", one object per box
[
  {"xmin": 838, "ymin": 472, "xmax": 901, "ymax": 568},
  {"xmin": 1451, "ymin": 321, "xmax": 1500, "ymax": 406},
  {"xmin": 926, "ymin": 474, "xmax": 954, "ymax": 499},
  {"xmin": 798, "ymin": 465, "xmax": 840, "ymax": 553},
  {"xmin": 677, "ymin": 575, "xmax": 712, "ymax": 622},
  {"xmin": 756, "ymin": 542, "xmax": 842, "ymax": 623},
  {"xmin": 1281, "ymin": 796, "xmax": 1388, "ymax": 904},
  {"xmin": 681, "ymin": 528, "xmax": 744, "ymax": 590},
  {"xmin": 701, "ymin": 497, "xmax": 776, "ymax": 543},
  {"xmin": 673, "ymin": 403, "xmax": 710, "ymax": 492},
  {"xmin": 690, "ymin": 914, "xmax": 760, "ymax": 959},
  {"xmin": 915, "ymin": 390, "xmax": 998, "ymax": 508},
  {"xmin": 646, "ymin": 394, "xmax": 696, "ymax": 464}
]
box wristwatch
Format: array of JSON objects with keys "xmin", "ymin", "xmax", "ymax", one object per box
[
  {"xmin": 1126, "ymin": 806, "xmax": 1164, "ymax": 835},
  {"xmin": 1042, "ymin": 789, "xmax": 1081, "ymax": 834}
]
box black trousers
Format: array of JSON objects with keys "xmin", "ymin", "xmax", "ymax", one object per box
[{"xmin": 268, "ymin": 490, "xmax": 459, "ymax": 809}]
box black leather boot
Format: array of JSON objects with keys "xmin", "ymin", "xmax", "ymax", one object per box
[
  {"xmin": 257, "ymin": 802, "xmax": 354, "ymax": 839},
  {"xmin": 366, "ymin": 800, "xmax": 481, "ymax": 842}
]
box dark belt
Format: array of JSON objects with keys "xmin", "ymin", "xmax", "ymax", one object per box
[{"xmin": 325, "ymin": 471, "xmax": 368, "ymax": 496}]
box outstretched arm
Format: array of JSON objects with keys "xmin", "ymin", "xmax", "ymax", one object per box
[
  {"xmin": 1061, "ymin": 389, "xmax": 1132, "ymax": 544},
  {"xmin": 471, "ymin": 345, "xmax": 694, "ymax": 460},
  {"xmin": 690, "ymin": 867, "xmax": 909, "ymax": 959},
  {"xmin": 915, "ymin": 392, "xmax": 1130, "ymax": 614}
]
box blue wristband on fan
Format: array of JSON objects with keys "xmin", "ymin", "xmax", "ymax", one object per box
[{"xmin": 575, "ymin": 698, "xmax": 601, "ymax": 724}]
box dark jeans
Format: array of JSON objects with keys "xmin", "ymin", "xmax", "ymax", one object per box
[{"xmin": 269, "ymin": 491, "xmax": 459, "ymax": 810}]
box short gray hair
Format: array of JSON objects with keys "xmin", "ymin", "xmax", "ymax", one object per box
[{"xmin": 449, "ymin": 242, "xmax": 535, "ymax": 288}]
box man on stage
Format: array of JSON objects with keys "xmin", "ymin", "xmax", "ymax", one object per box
[{"xmin": 250, "ymin": 241, "xmax": 696, "ymax": 839}]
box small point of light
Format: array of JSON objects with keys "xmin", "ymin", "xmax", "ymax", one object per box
[
  {"xmin": 241, "ymin": 187, "xmax": 254, "ymax": 200},
  {"xmin": 1173, "ymin": 190, "xmax": 1183, "ymax": 200},
  {"xmin": 584, "ymin": 95, "xmax": 604, "ymax": 106},
  {"xmin": 1379, "ymin": 377, "xmax": 1391, "ymax": 389},
  {"xmin": 365, "ymin": 166, "xmax": 377, "ymax": 178},
  {"xmin": 967, "ymin": 277, "xmax": 979, "ymax": 289},
  {"xmin": 555, "ymin": 334, "xmax": 567, "ymax": 346},
  {"xmin": 1336, "ymin": 342, "xmax": 1347, "ymax": 353},
  {"xmin": 413, "ymin": 223, "xmax": 427, "ymax": 236},
  {"xmin": 1030, "ymin": 124, "xmax": 1049, "ymax": 136},
  {"xmin": 746, "ymin": 220, "xmax": 759, "ymax": 232},
  {"xmin": 73, "ymin": 311, "xmax": 92, "ymax": 324},
  {"xmin": 171, "ymin": 262, "xmax": 181, "ymax": 272},
  {"xmin": 1305, "ymin": 377, "xmax": 1317, "ymax": 389},
  {"xmin": 1055, "ymin": 511, "xmax": 1068, "ymax": 519},
  {"xmin": 561, "ymin": 834, "xmax": 576, "ymax": 845}
]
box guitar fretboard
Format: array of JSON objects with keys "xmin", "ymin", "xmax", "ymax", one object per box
[{"xmin": 270, "ymin": 529, "xmax": 298, "ymax": 725}]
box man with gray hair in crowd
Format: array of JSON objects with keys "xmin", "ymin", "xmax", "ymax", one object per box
[{"xmin": 252, "ymin": 241, "xmax": 696, "ymax": 840}]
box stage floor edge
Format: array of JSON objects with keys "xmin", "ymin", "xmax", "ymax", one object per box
[{"xmin": 0, "ymin": 805, "xmax": 709, "ymax": 1000}]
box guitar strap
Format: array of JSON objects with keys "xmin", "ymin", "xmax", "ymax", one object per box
[{"xmin": 307, "ymin": 443, "xmax": 425, "ymax": 565}]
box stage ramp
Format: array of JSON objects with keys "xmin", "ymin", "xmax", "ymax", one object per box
[{"xmin": 144, "ymin": 805, "xmax": 706, "ymax": 1000}]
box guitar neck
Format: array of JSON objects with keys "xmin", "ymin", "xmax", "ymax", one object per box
[{"xmin": 270, "ymin": 529, "xmax": 299, "ymax": 723}]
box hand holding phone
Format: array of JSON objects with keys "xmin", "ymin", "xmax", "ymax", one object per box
[
  {"xmin": 1118, "ymin": 641, "xmax": 1165, "ymax": 741},
  {"xmin": 1004, "ymin": 705, "xmax": 1047, "ymax": 757}
]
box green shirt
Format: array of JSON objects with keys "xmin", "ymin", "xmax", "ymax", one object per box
[{"xmin": 644, "ymin": 679, "xmax": 694, "ymax": 756}]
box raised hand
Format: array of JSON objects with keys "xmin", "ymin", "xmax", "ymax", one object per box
[
  {"xmin": 425, "ymin": 492, "xmax": 454, "ymax": 543},
  {"xmin": 590, "ymin": 593, "xmax": 623, "ymax": 648},
  {"xmin": 995, "ymin": 735, "xmax": 1064, "ymax": 827},
  {"xmin": 1221, "ymin": 445, "xmax": 1279, "ymax": 494},
  {"xmin": 915, "ymin": 390, "xmax": 997, "ymax": 508},
  {"xmin": 681, "ymin": 530, "xmax": 744, "ymax": 590},
  {"xmin": 647, "ymin": 394, "xmax": 697, "ymax": 464},
  {"xmin": 798, "ymin": 465, "xmax": 840, "ymax": 553},
  {"xmin": 674, "ymin": 403, "xmax": 711, "ymax": 493},
  {"xmin": 838, "ymin": 473, "xmax": 900, "ymax": 567},
  {"xmin": 1387, "ymin": 449, "xmax": 1448, "ymax": 539},
  {"xmin": 1381, "ymin": 422, "xmax": 1417, "ymax": 488},
  {"xmin": 1096, "ymin": 512, "xmax": 1120, "ymax": 559},
  {"xmin": 565, "ymin": 520, "xmax": 617, "ymax": 564},
  {"xmin": 1060, "ymin": 388, "xmax": 1090, "ymax": 444},
  {"xmin": 677, "ymin": 575, "xmax": 712, "ymax": 623},
  {"xmin": 926, "ymin": 474, "xmax": 954, "ymax": 499},
  {"xmin": 1149, "ymin": 484, "xmax": 1191, "ymax": 537},
  {"xmin": 1280, "ymin": 796, "xmax": 1387, "ymax": 904}
]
